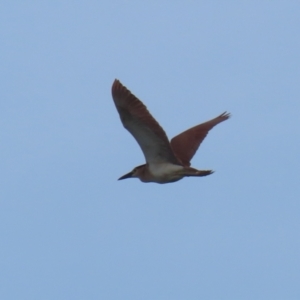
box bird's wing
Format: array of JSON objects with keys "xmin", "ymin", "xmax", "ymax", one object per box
[
  {"xmin": 170, "ymin": 112, "xmax": 230, "ymax": 166},
  {"xmin": 112, "ymin": 79, "xmax": 181, "ymax": 165}
]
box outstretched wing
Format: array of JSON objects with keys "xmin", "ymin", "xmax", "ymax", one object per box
[
  {"xmin": 112, "ymin": 79, "xmax": 181, "ymax": 165},
  {"xmin": 170, "ymin": 112, "xmax": 230, "ymax": 166}
]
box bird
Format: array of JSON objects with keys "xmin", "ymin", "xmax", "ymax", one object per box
[{"xmin": 111, "ymin": 79, "xmax": 230, "ymax": 184}]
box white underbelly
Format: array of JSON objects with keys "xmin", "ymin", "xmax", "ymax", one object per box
[{"xmin": 148, "ymin": 163, "xmax": 185, "ymax": 183}]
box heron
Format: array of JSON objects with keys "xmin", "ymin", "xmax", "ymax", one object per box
[{"xmin": 112, "ymin": 79, "xmax": 230, "ymax": 184}]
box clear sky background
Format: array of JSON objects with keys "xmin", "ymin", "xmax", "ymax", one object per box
[{"xmin": 1, "ymin": 1, "xmax": 300, "ymax": 299}]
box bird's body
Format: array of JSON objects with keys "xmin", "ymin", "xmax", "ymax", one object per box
[
  {"xmin": 111, "ymin": 79, "xmax": 230, "ymax": 184},
  {"xmin": 140, "ymin": 163, "xmax": 185, "ymax": 183}
]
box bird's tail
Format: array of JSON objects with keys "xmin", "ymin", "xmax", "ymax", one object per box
[{"xmin": 182, "ymin": 167, "xmax": 214, "ymax": 177}]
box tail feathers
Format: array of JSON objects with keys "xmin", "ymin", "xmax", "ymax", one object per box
[
  {"xmin": 183, "ymin": 167, "xmax": 214, "ymax": 177},
  {"xmin": 194, "ymin": 170, "xmax": 214, "ymax": 177}
]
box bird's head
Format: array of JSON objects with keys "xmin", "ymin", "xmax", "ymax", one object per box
[{"xmin": 118, "ymin": 164, "xmax": 145, "ymax": 181}]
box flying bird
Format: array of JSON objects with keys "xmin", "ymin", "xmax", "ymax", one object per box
[{"xmin": 111, "ymin": 79, "xmax": 230, "ymax": 184}]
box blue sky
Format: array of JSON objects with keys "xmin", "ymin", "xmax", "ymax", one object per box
[{"xmin": 1, "ymin": 1, "xmax": 300, "ymax": 299}]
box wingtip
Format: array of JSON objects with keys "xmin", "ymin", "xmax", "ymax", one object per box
[
  {"xmin": 112, "ymin": 79, "xmax": 120, "ymax": 89},
  {"xmin": 221, "ymin": 111, "xmax": 231, "ymax": 119},
  {"xmin": 112, "ymin": 79, "xmax": 126, "ymax": 98}
]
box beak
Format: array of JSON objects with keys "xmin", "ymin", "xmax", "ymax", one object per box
[{"xmin": 118, "ymin": 171, "xmax": 133, "ymax": 180}]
